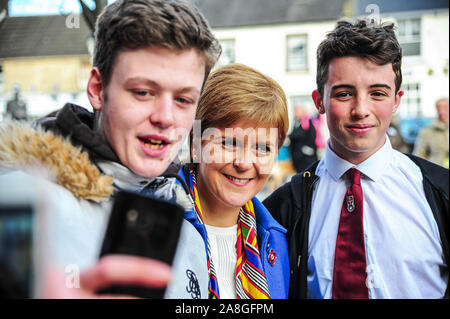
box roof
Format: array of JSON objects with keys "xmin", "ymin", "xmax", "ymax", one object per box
[
  {"xmin": 194, "ymin": 0, "xmax": 347, "ymax": 28},
  {"xmin": 0, "ymin": 14, "xmax": 91, "ymax": 59}
]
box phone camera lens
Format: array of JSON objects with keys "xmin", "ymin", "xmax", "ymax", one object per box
[{"xmin": 127, "ymin": 209, "xmax": 138, "ymax": 223}]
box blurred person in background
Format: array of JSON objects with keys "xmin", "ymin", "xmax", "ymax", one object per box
[
  {"xmin": 387, "ymin": 114, "xmax": 410, "ymax": 153},
  {"xmin": 311, "ymin": 112, "xmax": 328, "ymax": 159},
  {"xmin": 413, "ymin": 97, "xmax": 449, "ymax": 168},
  {"xmin": 288, "ymin": 104, "xmax": 318, "ymax": 173},
  {"xmin": 5, "ymin": 86, "xmax": 28, "ymax": 121}
]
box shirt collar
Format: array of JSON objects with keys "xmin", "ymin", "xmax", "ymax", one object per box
[{"xmin": 323, "ymin": 135, "xmax": 393, "ymax": 182}]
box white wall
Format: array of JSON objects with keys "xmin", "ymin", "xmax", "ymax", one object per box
[{"xmin": 416, "ymin": 11, "xmax": 449, "ymax": 117}]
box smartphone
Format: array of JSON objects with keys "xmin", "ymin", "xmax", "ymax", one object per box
[
  {"xmin": 0, "ymin": 204, "xmax": 34, "ymax": 298},
  {"xmin": 98, "ymin": 190, "xmax": 185, "ymax": 298},
  {"xmin": 0, "ymin": 173, "xmax": 42, "ymax": 299}
]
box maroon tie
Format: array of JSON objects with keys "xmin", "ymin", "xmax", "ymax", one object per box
[{"xmin": 332, "ymin": 168, "xmax": 369, "ymax": 299}]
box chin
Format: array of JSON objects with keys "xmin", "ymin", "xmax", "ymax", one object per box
[
  {"xmin": 226, "ymin": 196, "xmax": 253, "ymax": 209},
  {"xmin": 131, "ymin": 162, "xmax": 168, "ymax": 178}
]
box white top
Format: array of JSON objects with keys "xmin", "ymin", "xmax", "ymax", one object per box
[
  {"xmin": 205, "ymin": 224, "xmax": 237, "ymax": 299},
  {"xmin": 308, "ymin": 137, "xmax": 447, "ymax": 299}
]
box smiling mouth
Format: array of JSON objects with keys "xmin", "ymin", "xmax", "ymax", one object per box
[
  {"xmin": 224, "ymin": 174, "xmax": 253, "ymax": 185},
  {"xmin": 138, "ymin": 137, "xmax": 168, "ymax": 149},
  {"xmin": 346, "ymin": 124, "xmax": 375, "ymax": 133}
]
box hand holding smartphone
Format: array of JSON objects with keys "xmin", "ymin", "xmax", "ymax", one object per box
[{"xmin": 98, "ymin": 190, "xmax": 185, "ymax": 298}]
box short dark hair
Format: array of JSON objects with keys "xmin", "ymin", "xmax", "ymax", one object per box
[
  {"xmin": 316, "ymin": 19, "xmax": 402, "ymax": 96},
  {"xmin": 93, "ymin": 0, "xmax": 221, "ymax": 88}
]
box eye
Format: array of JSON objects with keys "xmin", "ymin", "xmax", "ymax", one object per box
[
  {"xmin": 335, "ymin": 91, "xmax": 352, "ymax": 99},
  {"xmin": 222, "ymin": 137, "xmax": 237, "ymax": 149},
  {"xmin": 175, "ymin": 95, "xmax": 197, "ymax": 107},
  {"xmin": 132, "ymin": 89, "xmax": 154, "ymax": 100},
  {"xmin": 255, "ymin": 144, "xmax": 271, "ymax": 155},
  {"xmin": 371, "ymin": 91, "xmax": 388, "ymax": 99},
  {"xmin": 176, "ymin": 97, "xmax": 191, "ymax": 104}
]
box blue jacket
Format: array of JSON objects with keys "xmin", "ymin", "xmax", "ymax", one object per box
[{"xmin": 176, "ymin": 167, "xmax": 290, "ymax": 299}]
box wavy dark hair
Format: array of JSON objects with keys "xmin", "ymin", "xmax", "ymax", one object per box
[{"xmin": 316, "ymin": 19, "xmax": 402, "ymax": 95}]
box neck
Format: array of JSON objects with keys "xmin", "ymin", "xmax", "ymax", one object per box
[{"xmin": 196, "ymin": 178, "xmax": 240, "ymax": 227}]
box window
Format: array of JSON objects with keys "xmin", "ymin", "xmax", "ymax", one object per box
[
  {"xmin": 397, "ymin": 18, "xmax": 421, "ymax": 56},
  {"xmin": 401, "ymin": 83, "xmax": 422, "ymax": 116},
  {"xmin": 286, "ymin": 35, "xmax": 308, "ymax": 72},
  {"xmin": 217, "ymin": 39, "xmax": 235, "ymax": 67}
]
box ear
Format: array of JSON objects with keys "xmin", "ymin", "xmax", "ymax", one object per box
[
  {"xmin": 312, "ymin": 90, "xmax": 325, "ymax": 114},
  {"xmin": 87, "ymin": 68, "xmax": 105, "ymax": 111},
  {"xmin": 392, "ymin": 89, "xmax": 404, "ymax": 114}
]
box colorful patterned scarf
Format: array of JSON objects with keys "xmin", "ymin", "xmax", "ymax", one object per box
[{"xmin": 188, "ymin": 168, "xmax": 270, "ymax": 299}]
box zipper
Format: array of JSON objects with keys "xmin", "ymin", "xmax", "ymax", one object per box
[{"xmin": 295, "ymin": 176, "xmax": 318, "ymax": 270}]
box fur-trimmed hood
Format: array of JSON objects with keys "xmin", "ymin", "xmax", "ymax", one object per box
[{"xmin": 0, "ymin": 121, "xmax": 114, "ymax": 202}]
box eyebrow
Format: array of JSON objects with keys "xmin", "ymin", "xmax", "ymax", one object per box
[
  {"xmin": 331, "ymin": 84, "xmax": 392, "ymax": 91},
  {"xmin": 369, "ymin": 84, "xmax": 392, "ymax": 91},
  {"xmin": 331, "ymin": 84, "xmax": 354, "ymax": 91},
  {"xmin": 124, "ymin": 77, "xmax": 200, "ymax": 95},
  {"xmin": 221, "ymin": 135, "xmax": 276, "ymax": 146}
]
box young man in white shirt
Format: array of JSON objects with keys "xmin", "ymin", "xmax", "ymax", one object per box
[{"xmin": 264, "ymin": 19, "xmax": 449, "ymax": 299}]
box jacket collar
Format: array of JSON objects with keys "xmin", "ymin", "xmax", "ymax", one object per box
[
  {"xmin": 0, "ymin": 121, "xmax": 114, "ymax": 202},
  {"xmin": 253, "ymin": 197, "xmax": 287, "ymax": 234},
  {"xmin": 38, "ymin": 103, "xmax": 120, "ymax": 163}
]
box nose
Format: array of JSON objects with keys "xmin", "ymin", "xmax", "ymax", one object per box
[
  {"xmin": 351, "ymin": 95, "xmax": 370, "ymax": 119},
  {"xmin": 232, "ymin": 147, "xmax": 253, "ymax": 171},
  {"xmin": 150, "ymin": 95, "xmax": 174, "ymax": 129}
]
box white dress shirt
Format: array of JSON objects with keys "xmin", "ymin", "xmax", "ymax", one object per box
[{"xmin": 307, "ymin": 137, "xmax": 447, "ymax": 298}]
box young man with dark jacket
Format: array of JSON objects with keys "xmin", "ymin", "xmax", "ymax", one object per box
[{"xmin": 264, "ymin": 20, "xmax": 449, "ymax": 299}]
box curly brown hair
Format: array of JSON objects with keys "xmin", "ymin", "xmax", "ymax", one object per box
[{"xmin": 316, "ymin": 19, "xmax": 402, "ymax": 96}]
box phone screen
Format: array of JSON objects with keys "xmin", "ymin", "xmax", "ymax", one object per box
[
  {"xmin": 98, "ymin": 190, "xmax": 185, "ymax": 298},
  {"xmin": 0, "ymin": 204, "xmax": 34, "ymax": 298}
]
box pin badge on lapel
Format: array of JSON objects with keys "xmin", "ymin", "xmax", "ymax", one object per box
[
  {"xmin": 346, "ymin": 194, "xmax": 355, "ymax": 213},
  {"xmin": 268, "ymin": 249, "xmax": 276, "ymax": 266}
]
